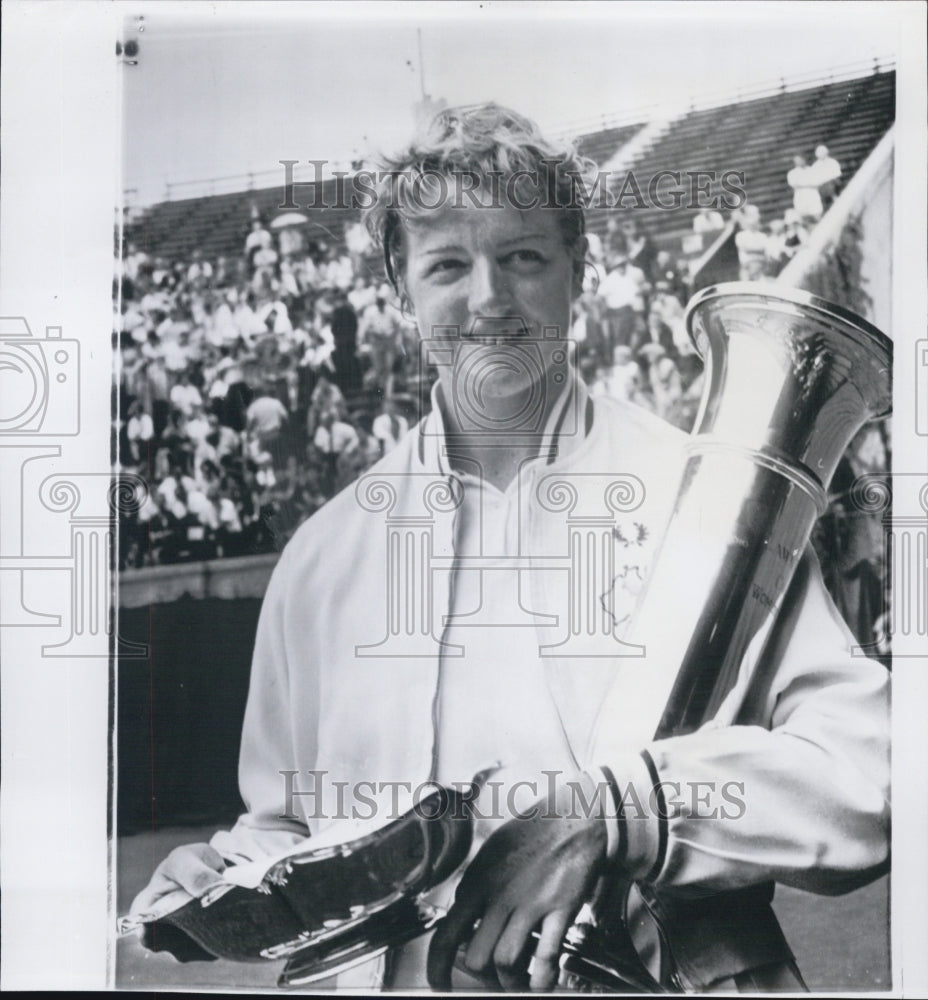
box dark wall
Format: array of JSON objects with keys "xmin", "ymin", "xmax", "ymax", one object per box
[{"xmin": 118, "ymin": 596, "xmax": 261, "ymax": 834}]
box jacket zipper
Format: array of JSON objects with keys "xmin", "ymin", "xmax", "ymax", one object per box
[
  {"xmin": 428, "ymin": 474, "xmax": 460, "ymax": 783},
  {"xmin": 639, "ymin": 889, "xmax": 695, "ymax": 993}
]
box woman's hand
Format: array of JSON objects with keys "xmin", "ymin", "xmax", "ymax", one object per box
[
  {"xmin": 427, "ymin": 793, "xmax": 607, "ymax": 991},
  {"xmin": 128, "ymin": 843, "xmax": 227, "ymax": 960}
]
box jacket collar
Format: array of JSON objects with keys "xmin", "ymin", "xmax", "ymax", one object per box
[{"xmin": 416, "ymin": 371, "xmax": 593, "ymax": 480}]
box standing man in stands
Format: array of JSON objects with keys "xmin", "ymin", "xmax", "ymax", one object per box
[
  {"xmin": 357, "ymin": 284, "xmax": 404, "ymax": 395},
  {"xmin": 597, "ymin": 244, "xmax": 649, "ymax": 355},
  {"xmin": 786, "ymin": 153, "xmax": 824, "ymax": 224},
  {"xmin": 810, "ymin": 144, "xmax": 842, "ymax": 212}
]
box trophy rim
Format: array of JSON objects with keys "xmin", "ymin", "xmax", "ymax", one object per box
[{"xmin": 685, "ymin": 281, "xmax": 893, "ymax": 365}]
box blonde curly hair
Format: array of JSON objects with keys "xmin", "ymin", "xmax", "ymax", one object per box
[{"xmin": 363, "ymin": 103, "xmax": 598, "ymax": 294}]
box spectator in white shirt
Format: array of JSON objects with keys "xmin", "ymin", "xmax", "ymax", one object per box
[
  {"xmin": 692, "ymin": 207, "xmax": 725, "ymax": 234},
  {"xmin": 279, "ymin": 259, "xmax": 302, "ymax": 299},
  {"xmin": 358, "ymin": 289, "xmax": 404, "ymax": 394},
  {"xmin": 253, "ymin": 245, "xmax": 279, "ymax": 272},
  {"xmin": 734, "ymin": 206, "xmax": 768, "ymax": 281},
  {"xmin": 124, "ymin": 242, "xmax": 149, "ymax": 283},
  {"xmin": 256, "ymin": 298, "xmax": 292, "ymax": 334},
  {"xmin": 203, "ymin": 413, "xmax": 240, "ymax": 462},
  {"xmin": 217, "ymin": 493, "xmax": 243, "ymax": 536},
  {"xmin": 246, "ymin": 394, "xmax": 289, "ymax": 450},
  {"xmin": 786, "ymin": 153, "xmax": 823, "ymax": 223},
  {"xmin": 348, "ymin": 276, "xmax": 377, "ymax": 314},
  {"xmin": 209, "ymin": 295, "xmax": 240, "ymax": 346},
  {"xmin": 597, "ymin": 251, "xmax": 648, "ymax": 353},
  {"xmin": 299, "ymin": 323, "xmax": 336, "ymax": 376},
  {"xmin": 323, "ymin": 249, "xmax": 355, "ymax": 291},
  {"xmin": 371, "ymin": 397, "xmax": 409, "ymax": 456},
  {"xmin": 345, "ymin": 220, "xmax": 373, "ymax": 269},
  {"xmin": 169, "ymin": 372, "xmax": 203, "ymax": 418},
  {"xmin": 234, "ymin": 297, "xmax": 266, "ymax": 341},
  {"xmin": 185, "ymin": 484, "xmax": 220, "ymax": 532},
  {"xmin": 313, "ymin": 408, "xmax": 359, "ymax": 496},
  {"xmin": 184, "ymin": 403, "xmax": 212, "ymax": 448},
  {"xmin": 120, "ymin": 302, "xmax": 148, "ymax": 344},
  {"xmin": 186, "ymin": 250, "xmax": 213, "ymax": 286},
  {"xmin": 598, "ymin": 344, "xmax": 643, "ymax": 402},
  {"xmin": 764, "ymin": 219, "xmax": 790, "ymax": 274},
  {"xmin": 156, "ymin": 465, "xmax": 196, "ymax": 509},
  {"xmin": 277, "ymin": 225, "xmax": 305, "ymax": 260},
  {"xmin": 810, "ymin": 144, "xmax": 842, "ymax": 211},
  {"xmin": 244, "ymin": 219, "xmax": 272, "ymax": 259},
  {"xmin": 125, "ymin": 400, "xmax": 154, "ymax": 465},
  {"xmin": 161, "ymin": 335, "xmax": 191, "ymax": 375}
]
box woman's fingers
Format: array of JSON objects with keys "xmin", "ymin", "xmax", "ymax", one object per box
[
  {"xmin": 129, "ymin": 843, "xmax": 226, "ymax": 916},
  {"xmin": 426, "ymin": 889, "xmax": 485, "ymax": 990},
  {"xmin": 461, "ymin": 905, "xmax": 509, "ymax": 978},
  {"xmin": 528, "ymin": 909, "xmax": 572, "ymax": 991},
  {"xmin": 163, "ymin": 843, "xmax": 227, "ymax": 897},
  {"xmin": 490, "ymin": 908, "xmax": 538, "ymax": 992}
]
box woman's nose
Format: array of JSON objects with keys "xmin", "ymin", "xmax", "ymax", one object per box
[{"xmin": 467, "ymin": 257, "xmax": 512, "ymax": 316}]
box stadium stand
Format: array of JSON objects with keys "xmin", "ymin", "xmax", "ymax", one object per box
[
  {"xmin": 126, "ymin": 69, "xmax": 893, "ymax": 263},
  {"xmin": 584, "ymin": 68, "xmax": 895, "ymax": 248},
  {"xmin": 574, "ymin": 121, "xmax": 645, "ymax": 165},
  {"xmin": 116, "ymin": 64, "xmax": 895, "ymax": 646}
]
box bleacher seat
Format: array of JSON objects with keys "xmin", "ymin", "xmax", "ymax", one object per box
[
  {"xmin": 585, "ymin": 69, "xmax": 894, "ymax": 254},
  {"xmin": 126, "ymin": 70, "xmax": 894, "ymax": 264}
]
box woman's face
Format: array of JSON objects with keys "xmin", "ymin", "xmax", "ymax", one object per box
[{"xmin": 401, "ymin": 195, "xmax": 579, "ymax": 433}]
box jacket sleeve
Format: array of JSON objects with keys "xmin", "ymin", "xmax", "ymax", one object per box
[
  {"xmin": 611, "ymin": 550, "xmax": 890, "ymax": 896},
  {"xmin": 209, "ymin": 541, "xmax": 316, "ymax": 865}
]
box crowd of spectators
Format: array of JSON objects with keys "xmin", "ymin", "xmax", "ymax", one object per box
[
  {"xmin": 733, "ymin": 145, "xmax": 843, "ymax": 281},
  {"xmin": 116, "ymin": 151, "xmax": 845, "ymax": 570},
  {"xmin": 116, "ymin": 207, "xmax": 422, "ymax": 569}
]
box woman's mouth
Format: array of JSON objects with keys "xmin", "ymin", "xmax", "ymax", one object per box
[{"xmin": 466, "ymin": 317, "xmax": 532, "ymax": 343}]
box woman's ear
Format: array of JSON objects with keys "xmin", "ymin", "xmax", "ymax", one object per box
[
  {"xmin": 397, "ymin": 279, "xmax": 415, "ymax": 320},
  {"xmin": 571, "ymin": 236, "xmax": 589, "ymax": 299}
]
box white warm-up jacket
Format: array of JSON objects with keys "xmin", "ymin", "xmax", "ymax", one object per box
[{"xmin": 206, "ymin": 382, "xmax": 889, "ymax": 986}]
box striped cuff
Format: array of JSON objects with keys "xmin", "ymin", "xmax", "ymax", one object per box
[
  {"xmin": 639, "ymin": 749, "xmax": 668, "ymax": 882},
  {"xmin": 583, "ymin": 765, "xmax": 623, "ymax": 861},
  {"xmin": 584, "ymin": 753, "xmax": 662, "ymax": 879}
]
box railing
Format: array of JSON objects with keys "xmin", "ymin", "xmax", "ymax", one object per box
[
  {"xmin": 119, "ymin": 552, "xmax": 279, "ymax": 608},
  {"xmin": 549, "ymin": 54, "xmax": 895, "ymax": 140},
  {"xmin": 123, "ymin": 57, "xmax": 895, "ymax": 211}
]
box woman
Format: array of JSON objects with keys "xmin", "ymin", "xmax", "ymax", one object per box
[{"xmin": 128, "ymin": 104, "xmax": 888, "ymax": 993}]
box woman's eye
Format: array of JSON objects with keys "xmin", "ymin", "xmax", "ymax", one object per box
[
  {"xmin": 505, "ymin": 249, "xmax": 546, "ymax": 270},
  {"xmin": 429, "ymin": 259, "xmax": 465, "ymax": 276}
]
